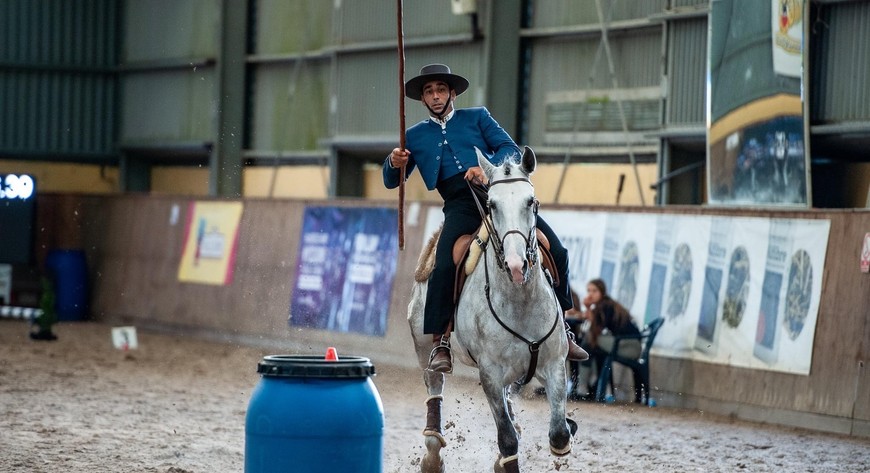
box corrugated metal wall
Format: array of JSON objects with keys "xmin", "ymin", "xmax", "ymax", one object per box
[
  {"xmin": 523, "ymin": 0, "xmax": 663, "ymax": 154},
  {"xmin": 331, "ymin": 0, "xmax": 479, "ymax": 140},
  {"xmin": 120, "ymin": 0, "xmax": 219, "ymax": 144},
  {"xmin": 0, "ymin": 0, "xmax": 118, "ymax": 160},
  {"xmin": 811, "ymin": 0, "xmax": 870, "ymax": 123},
  {"xmin": 666, "ymin": 17, "xmax": 707, "ymax": 126},
  {"xmin": 247, "ymin": 0, "xmax": 332, "ymax": 155},
  {"xmin": 529, "ymin": 0, "xmax": 667, "ymax": 27}
]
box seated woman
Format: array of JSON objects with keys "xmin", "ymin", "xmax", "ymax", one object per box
[{"xmin": 571, "ymin": 278, "xmax": 641, "ymax": 400}]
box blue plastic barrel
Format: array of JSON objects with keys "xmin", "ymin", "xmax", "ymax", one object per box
[
  {"xmin": 245, "ymin": 354, "xmax": 384, "ymax": 473},
  {"xmin": 45, "ymin": 249, "xmax": 88, "ymax": 321}
]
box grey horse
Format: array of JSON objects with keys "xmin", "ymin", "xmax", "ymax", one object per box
[{"xmin": 408, "ymin": 146, "xmax": 577, "ymax": 473}]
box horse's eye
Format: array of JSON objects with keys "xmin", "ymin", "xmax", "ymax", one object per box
[{"xmin": 488, "ymin": 201, "xmax": 496, "ymax": 211}]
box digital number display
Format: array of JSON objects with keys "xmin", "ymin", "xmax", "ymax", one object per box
[
  {"xmin": 0, "ymin": 173, "xmax": 36, "ymax": 264},
  {"xmin": 0, "ymin": 174, "xmax": 35, "ymax": 200}
]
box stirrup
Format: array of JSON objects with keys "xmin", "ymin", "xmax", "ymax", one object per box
[{"xmin": 427, "ymin": 336, "xmax": 453, "ymax": 373}]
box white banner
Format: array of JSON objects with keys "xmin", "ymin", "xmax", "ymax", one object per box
[
  {"xmin": 772, "ymin": 0, "xmax": 804, "ymax": 78},
  {"xmin": 543, "ymin": 210, "xmax": 830, "ymax": 375}
]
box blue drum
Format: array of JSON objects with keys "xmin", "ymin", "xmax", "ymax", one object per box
[{"xmin": 245, "ymin": 353, "xmax": 384, "ymax": 473}]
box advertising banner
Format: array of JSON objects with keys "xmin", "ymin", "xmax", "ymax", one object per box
[
  {"xmin": 544, "ymin": 210, "xmax": 830, "ymax": 375},
  {"xmin": 178, "ymin": 201, "xmax": 244, "ymax": 285},
  {"xmin": 290, "ymin": 206, "xmax": 399, "ymax": 337}
]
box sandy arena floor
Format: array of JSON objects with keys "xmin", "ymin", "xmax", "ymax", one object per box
[{"xmin": 1, "ymin": 320, "xmax": 868, "ymax": 472}]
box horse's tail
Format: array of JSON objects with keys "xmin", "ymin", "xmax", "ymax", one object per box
[{"xmin": 415, "ymin": 225, "xmax": 442, "ymax": 282}]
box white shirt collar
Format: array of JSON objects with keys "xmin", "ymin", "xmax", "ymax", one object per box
[{"xmin": 430, "ymin": 109, "xmax": 455, "ymax": 127}]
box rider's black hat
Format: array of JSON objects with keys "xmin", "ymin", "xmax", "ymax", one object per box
[{"xmin": 405, "ymin": 64, "xmax": 469, "ymax": 101}]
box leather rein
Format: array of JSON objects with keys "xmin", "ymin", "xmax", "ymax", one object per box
[{"xmin": 466, "ymin": 178, "xmax": 562, "ymax": 385}]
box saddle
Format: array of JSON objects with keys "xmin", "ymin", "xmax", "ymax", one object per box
[
  {"xmin": 413, "ymin": 222, "xmax": 561, "ymax": 312},
  {"xmin": 452, "ymin": 222, "xmax": 560, "ymax": 304}
]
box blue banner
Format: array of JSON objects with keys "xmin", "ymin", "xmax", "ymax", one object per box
[{"xmin": 290, "ymin": 206, "xmax": 399, "ymax": 337}]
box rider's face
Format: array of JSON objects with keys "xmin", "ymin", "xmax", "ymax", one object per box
[{"xmin": 422, "ymin": 80, "xmax": 454, "ymax": 115}]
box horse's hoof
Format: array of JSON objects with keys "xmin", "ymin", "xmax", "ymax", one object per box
[
  {"xmin": 421, "ymin": 453, "xmax": 445, "ymax": 473},
  {"xmin": 566, "ymin": 418, "xmax": 578, "ymax": 436},
  {"xmin": 548, "ymin": 418, "xmax": 577, "ymax": 456},
  {"xmin": 494, "ymin": 454, "xmax": 520, "ymax": 473}
]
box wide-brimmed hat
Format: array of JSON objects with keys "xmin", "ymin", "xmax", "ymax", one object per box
[{"xmin": 404, "ymin": 64, "xmax": 469, "ymax": 101}]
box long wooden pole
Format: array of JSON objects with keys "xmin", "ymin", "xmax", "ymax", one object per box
[{"xmin": 396, "ymin": 0, "xmax": 406, "ymax": 250}]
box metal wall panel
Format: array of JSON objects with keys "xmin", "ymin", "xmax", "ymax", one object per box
[
  {"xmin": 123, "ymin": 0, "xmax": 219, "ymax": 62},
  {"xmin": 812, "ymin": 1, "xmax": 870, "ymax": 122},
  {"xmin": 0, "ymin": 0, "xmax": 117, "ymax": 159},
  {"xmin": 666, "ymin": 18, "xmax": 707, "ymax": 126},
  {"xmin": 253, "ymin": 0, "xmax": 333, "ymax": 54},
  {"xmin": 526, "ymin": 30, "xmax": 663, "ymax": 146},
  {"xmin": 333, "ymin": 45, "xmax": 483, "ymax": 137},
  {"xmin": 337, "ymin": 0, "xmax": 470, "ymax": 44},
  {"xmin": 529, "ymin": 0, "xmax": 667, "ymax": 28},
  {"xmin": 121, "ymin": 71, "xmax": 216, "ymax": 142},
  {"xmin": 249, "ymin": 62, "xmax": 330, "ymax": 150}
]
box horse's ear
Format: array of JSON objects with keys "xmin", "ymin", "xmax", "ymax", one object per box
[
  {"xmin": 521, "ymin": 146, "xmax": 537, "ymax": 175},
  {"xmin": 475, "ymin": 146, "xmax": 496, "ymax": 180}
]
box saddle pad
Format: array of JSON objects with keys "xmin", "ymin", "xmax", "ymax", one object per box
[{"xmin": 463, "ymin": 224, "xmax": 489, "ymax": 275}]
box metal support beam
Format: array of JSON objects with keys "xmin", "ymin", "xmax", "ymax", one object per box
[
  {"xmin": 119, "ymin": 153, "xmax": 151, "ymax": 193},
  {"xmin": 484, "ymin": 0, "xmax": 522, "ymax": 138},
  {"xmin": 211, "ymin": 0, "xmax": 248, "ymax": 197}
]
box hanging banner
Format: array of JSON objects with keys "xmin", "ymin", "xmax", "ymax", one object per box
[
  {"xmin": 707, "ymin": 0, "xmax": 810, "ymax": 206},
  {"xmin": 290, "ymin": 206, "xmax": 399, "ymax": 337},
  {"xmin": 178, "ymin": 201, "xmax": 244, "ymax": 285},
  {"xmin": 544, "ymin": 210, "xmax": 830, "ymax": 375},
  {"xmin": 772, "ymin": 0, "xmax": 803, "ymax": 78}
]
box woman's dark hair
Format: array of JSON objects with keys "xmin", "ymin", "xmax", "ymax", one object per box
[
  {"xmin": 588, "ymin": 278, "xmax": 607, "ymax": 298},
  {"xmin": 587, "ymin": 278, "xmax": 632, "ymax": 347}
]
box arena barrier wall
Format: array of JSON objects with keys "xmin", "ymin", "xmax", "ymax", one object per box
[{"xmin": 34, "ymin": 193, "xmax": 869, "ymax": 438}]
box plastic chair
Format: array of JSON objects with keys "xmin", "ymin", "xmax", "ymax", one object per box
[{"xmin": 594, "ymin": 317, "xmax": 665, "ymax": 404}]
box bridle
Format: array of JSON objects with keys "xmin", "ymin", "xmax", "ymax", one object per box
[
  {"xmin": 468, "ymin": 177, "xmax": 541, "ymax": 277},
  {"xmin": 466, "ymin": 177, "xmax": 560, "ymax": 385}
]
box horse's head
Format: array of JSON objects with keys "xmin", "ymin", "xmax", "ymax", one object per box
[{"xmin": 476, "ymin": 146, "xmax": 540, "ymax": 285}]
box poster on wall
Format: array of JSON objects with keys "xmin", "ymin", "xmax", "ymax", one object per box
[
  {"xmin": 539, "ymin": 210, "xmax": 607, "ymax": 301},
  {"xmin": 289, "ymin": 206, "xmax": 399, "ymax": 337},
  {"xmin": 707, "ymin": 0, "xmax": 810, "ymax": 206},
  {"xmin": 544, "ymin": 210, "xmax": 830, "ymax": 375},
  {"xmin": 177, "ymin": 201, "xmax": 244, "ymax": 285}
]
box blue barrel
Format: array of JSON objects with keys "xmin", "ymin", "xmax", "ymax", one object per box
[
  {"xmin": 45, "ymin": 249, "xmax": 88, "ymax": 321},
  {"xmin": 245, "ymin": 354, "xmax": 384, "ymax": 473}
]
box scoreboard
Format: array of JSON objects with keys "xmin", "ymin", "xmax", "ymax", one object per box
[{"xmin": 0, "ymin": 174, "xmax": 36, "ymax": 264}]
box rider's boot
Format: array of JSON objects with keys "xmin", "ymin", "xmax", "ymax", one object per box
[
  {"xmin": 564, "ymin": 322, "xmax": 589, "ymax": 361},
  {"xmin": 428, "ymin": 333, "xmax": 452, "ymax": 373}
]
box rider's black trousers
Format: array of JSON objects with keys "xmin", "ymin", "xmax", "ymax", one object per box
[{"xmin": 424, "ymin": 174, "xmax": 573, "ymax": 334}]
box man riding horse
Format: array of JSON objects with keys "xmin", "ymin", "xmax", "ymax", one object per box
[{"xmin": 383, "ymin": 64, "xmax": 588, "ymax": 372}]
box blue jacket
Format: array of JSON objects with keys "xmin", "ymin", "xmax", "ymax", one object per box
[{"xmin": 383, "ymin": 107, "xmax": 520, "ymax": 190}]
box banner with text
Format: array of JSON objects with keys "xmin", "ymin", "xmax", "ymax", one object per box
[
  {"xmin": 178, "ymin": 201, "xmax": 244, "ymax": 285},
  {"xmin": 290, "ymin": 206, "xmax": 399, "ymax": 337},
  {"xmin": 542, "ymin": 210, "xmax": 830, "ymax": 375}
]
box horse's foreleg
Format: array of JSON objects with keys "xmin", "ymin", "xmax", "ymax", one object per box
[
  {"xmin": 542, "ymin": 363, "xmax": 573, "ymax": 456},
  {"xmin": 479, "ymin": 371, "xmax": 520, "ymax": 472},
  {"xmin": 421, "ymin": 370, "xmax": 446, "ymax": 473}
]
